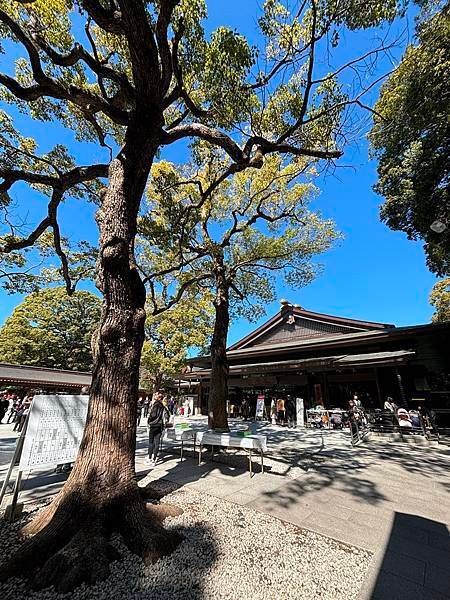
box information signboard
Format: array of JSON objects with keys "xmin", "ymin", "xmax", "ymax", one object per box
[
  {"xmin": 256, "ymin": 394, "xmax": 265, "ymax": 418},
  {"xmin": 19, "ymin": 395, "xmax": 89, "ymax": 471},
  {"xmin": 296, "ymin": 397, "xmax": 305, "ymax": 428}
]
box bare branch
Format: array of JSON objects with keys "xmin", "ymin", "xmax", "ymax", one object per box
[
  {"xmin": 48, "ymin": 189, "xmax": 74, "ymax": 294},
  {"xmin": 278, "ymin": 0, "xmax": 318, "ymax": 144},
  {"xmin": 0, "ymin": 218, "xmax": 51, "ymax": 253},
  {"xmin": 29, "ymin": 23, "xmax": 135, "ymax": 106},
  {"xmin": 0, "ymin": 163, "xmax": 108, "ymax": 253},
  {"xmin": 149, "ymin": 274, "xmax": 213, "ymax": 316},
  {"xmin": 161, "ymin": 124, "xmax": 244, "ymax": 163}
]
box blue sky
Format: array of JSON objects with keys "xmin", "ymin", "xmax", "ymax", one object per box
[{"xmin": 0, "ymin": 1, "xmax": 438, "ymax": 346}]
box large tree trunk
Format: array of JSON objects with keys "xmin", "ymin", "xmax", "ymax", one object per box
[
  {"xmin": 208, "ymin": 265, "xmax": 230, "ymax": 431},
  {"xmin": 0, "ymin": 123, "xmax": 181, "ymax": 591}
]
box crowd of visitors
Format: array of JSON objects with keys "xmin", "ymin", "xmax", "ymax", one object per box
[
  {"xmin": 304, "ymin": 392, "xmax": 436, "ymax": 434},
  {"xmin": 382, "ymin": 396, "xmax": 435, "ymax": 429},
  {"xmin": 0, "ymin": 392, "xmax": 33, "ymax": 431},
  {"xmin": 137, "ymin": 393, "xmax": 189, "ymax": 427}
]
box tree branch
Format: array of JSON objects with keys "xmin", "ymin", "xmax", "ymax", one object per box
[
  {"xmin": 161, "ymin": 123, "xmax": 244, "ymax": 163},
  {"xmin": 156, "ymin": 0, "xmax": 180, "ymax": 95},
  {"xmin": 79, "ymin": 0, "xmax": 125, "ymax": 35},
  {"xmin": 148, "ymin": 274, "xmax": 213, "ymax": 316},
  {"xmin": 48, "ymin": 189, "xmax": 74, "ymax": 294},
  {"xmin": 0, "ymin": 9, "xmax": 130, "ymax": 125},
  {"xmin": 0, "ymin": 163, "xmax": 108, "ymax": 253},
  {"xmin": 277, "ymin": 0, "xmax": 317, "ymax": 144}
]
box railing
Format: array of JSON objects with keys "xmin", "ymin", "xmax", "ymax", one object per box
[
  {"xmin": 364, "ymin": 410, "xmax": 428, "ymax": 437},
  {"xmin": 430, "ymin": 409, "xmax": 450, "ymax": 443},
  {"xmin": 306, "ymin": 406, "xmax": 450, "ymax": 444},
  {"xmin": 306, "ymin": 409, "xmax": 348, "ymax": 429}
]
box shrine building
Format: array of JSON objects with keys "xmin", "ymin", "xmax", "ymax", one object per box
[{"xmin": 185, "ymin": 301, "xmax": 450, "ymax": 414}]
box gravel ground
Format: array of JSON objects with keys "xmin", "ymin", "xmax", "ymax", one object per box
[{"xmin": 0, "ymin": 481, "xmax": 372, "ymax": 600}]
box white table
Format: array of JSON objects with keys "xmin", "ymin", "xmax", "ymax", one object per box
[
  {"xmin": 163, "ymin": 427, "xmax": 197, "ymax": 460},
  {"xmin": 196, "ymin": 431, "xmax": 268, "ymax": 477}
]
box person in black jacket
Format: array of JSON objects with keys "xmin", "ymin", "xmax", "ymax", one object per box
[{"xmin": 147, "ymin": 391, "xmax": 169, "ymax": 466}]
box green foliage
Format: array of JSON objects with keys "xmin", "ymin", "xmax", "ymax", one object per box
[
  {"xmin": 0, "ymin": 230, "xmax": 97, "ymax": 294},
  {"xmin": 370, "ymin": 3, "xmax": 450, "ymax": 275},
  {"xmin": 0, "ymin": 0, "xmax": 410, "ymax": 331},
  {"xmin": 140, "ymin": 291, "xmax": 213, "ymax": 389},
  {"xmin": 0, "ymin": 0, "xmax": 408, "ymax": 297},
  {"xmin": 0, "ymin": 286, "xmax": 102, "ymax": 370},
  {"xmin": 429, "ymin": 277, "xmax": 450, "ymax": 322},
  {"xmin": 141, "ymin": 152, "xmax": 340, "ymax": 322}
]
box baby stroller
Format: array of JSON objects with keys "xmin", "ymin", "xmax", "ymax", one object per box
[
  {"xmin": 330, "ymin": 411, "xmax": 343, "ymax": 429},
  {"xmin": 397, "ymin": 408, "xmax": 413, "ymax": 431}
]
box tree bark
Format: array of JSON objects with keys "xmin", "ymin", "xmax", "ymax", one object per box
[
  {"xmin": 208, "ymin": 262, "xmax": 230, "ymax": 431},
  {"xmin": 0, "ymin": 119, "xmax": 181, "ymax": 590}
]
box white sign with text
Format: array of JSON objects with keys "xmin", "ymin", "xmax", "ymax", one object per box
[
  {"xmin": 19, "ymin": 395, "xmax": 89, "ymax": 471},
  {"xmin": 296, "ymin": 397, "xmax": 305, "ymax": 428},
  {"xmin": 256, "ymin": 395, "xmax": 265, "ymax": 418}
]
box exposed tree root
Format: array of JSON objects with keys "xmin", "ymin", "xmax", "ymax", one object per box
[
  {"xmin": 139, "ymin": 481, "xmax": 180, "ymax": 502},
  {"xmin": 0, "ymin": 492, "xmax": 183, "ymax": 591},
  {"xmin": 120, "ymin": 502, "xmax": 183, "ymax": 565},
  {"xmin": 33, "ymin": 521, "xmax": 121, "ymax": 593},
  {"xmin": 145, "ymin": 501, "xmax": 183, "ymax": 522}
]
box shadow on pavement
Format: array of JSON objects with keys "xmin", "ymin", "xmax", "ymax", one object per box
[{"xmin": 362, "ymin": 512, "xmax": 450, "ymax": 600}]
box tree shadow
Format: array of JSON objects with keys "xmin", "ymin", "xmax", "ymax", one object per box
[
  {"xmin": 0, "ymin": 492, "xmax": 219, "ymax": 600},
  {"xmin": 135, "ymin": 422, "xmax": 450, "ymax": 516},
  {"xmin": 362, "ymin": 512, "xmax": 450, "ymax": 600}
]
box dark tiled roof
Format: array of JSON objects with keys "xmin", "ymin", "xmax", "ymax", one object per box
[{"xmin": 0, "ymin": 362, "xmax": 91, "ymax": 388}]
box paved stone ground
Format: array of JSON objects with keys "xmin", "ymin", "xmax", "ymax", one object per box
[{"xmin": 1, "ymin": 418, "xmax": 449, "ymax": 599}]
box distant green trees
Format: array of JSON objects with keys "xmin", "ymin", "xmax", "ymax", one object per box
[
  {"xmin": 370, "ymin": 1, "xmax": 450, "ymax": 275},
  {"xmin": 430, "ymin": 278, "xmax": 450, "ymax": 322},
  {"xmin": 0, "ymin": 287, "xmax": 101, "ymax": 371},
  {"xmin": 140, "ymin": 291, "xmax": 214, "ymax": 390}
]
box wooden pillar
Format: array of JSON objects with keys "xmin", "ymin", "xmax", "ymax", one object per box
[
  {"xmin": 375, "ymin": 367, "xmax": 383, "ymax": 407},
  {"xmin": 321, "ymin": 372, "xmax": 329, "ymax": 408},
  {"xmin": 395, "ymin": 367, "xmax": 407, "ymax": 406}
]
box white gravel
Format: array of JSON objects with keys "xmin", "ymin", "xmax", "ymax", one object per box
[{"xmin": 0, "ymin": 482, "xmax": 371, "ymax": 600}]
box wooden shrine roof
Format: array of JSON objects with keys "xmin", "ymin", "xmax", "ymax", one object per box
[{"xmin": 0, "ymin": 363, "xmax": 92, "ymax": 389}]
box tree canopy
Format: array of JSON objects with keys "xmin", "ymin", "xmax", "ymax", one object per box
[
  {"xmin": 141, "ymin": 152, "xmax": 339, "ymax": 321},
  {"xmin": 429, "ymin": 277, "xmax": 450, "ymax": 322},
  {"xmin": 370, "ymin": 1, "xmax": 450, "ymax": 276},
  {"xmin": 0, "ymin": 0, "xmax": 405, "ymax": 293},
  {"xmin": 0, "ymin": 0, "xmax": 410, "ymax": 590},
  {"xmin": 139, "ymin": 151, "xmax": 339, "ymax": 428},
  {"xmin": 140, "ymin": 290, "xmax": 213, "ymax": 390},
  {"xmin": 0, "ymin": 286, "xmax": 101, "ymax": 370}
]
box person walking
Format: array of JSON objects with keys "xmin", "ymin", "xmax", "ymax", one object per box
[
  {"xmin": 136, "ymin": 397, "xmax": 144, "ymax": 427},
  {"xmin": 147, "ymin": 390, "xmax": 169, "ymax": 467},
  {"xmin": 13, "ymin": 401, "xmax": 24, "ymax": 432},
  {"xmin": 15, "ymin": 398, "xmax": 31, "ymax": 432},
  {"xmin": 6, "ymin": 396, "xmax": 19, "ymax": 424},
  {"xmin": 143, "ymin": 396, "xmax": 150, "ymax": 418},
  {"xmin": 0, "ymin": 394, "xmax": 9, "ymax": 423}
]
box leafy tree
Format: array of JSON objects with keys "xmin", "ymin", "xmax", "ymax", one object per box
[
  {"xmin": 0, "ymin": 0, "xmax": 406, "ymax": 587},
  {"xmin": 140, "ymin": 291, "xmax": 213, "ymax": 390},
  {"xmin": 0, "ymin": 286, "xmax": 101, "ymax": 370},
  {"xmin": 370, "ymin": 1, "xmax": 450, "ymax": 275},
  {"xmin": 140, "ymin": 154, "xmax": 339, "ymax": 429},
  {"xmin": 430, "ymin": 277, "xmax": 450, "ymax": 322}
]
